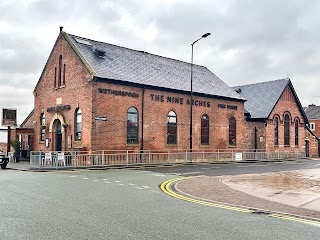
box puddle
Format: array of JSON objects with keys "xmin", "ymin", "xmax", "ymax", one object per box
[{"xmin": 221, "ymin": 169, "xmax": 320, "ymax": 211}]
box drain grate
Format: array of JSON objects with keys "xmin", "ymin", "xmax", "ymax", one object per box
[{"xmin": 251, "ymin": 210, "xmax": 271, "ymax": 215}]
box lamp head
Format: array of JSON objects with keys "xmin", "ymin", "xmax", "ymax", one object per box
[{"xmin": 202, "ymin": 33, "xmax": 211, "ymax": 38}]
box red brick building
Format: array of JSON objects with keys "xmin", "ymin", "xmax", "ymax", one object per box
[
  {"xmin": 21, "ymin": 28, "xmax": 246, "ymax": 153},
  {"xmin": 303, "ymin": 104, "xmax": 320, "ymax": 157},
  {"xmin": 234, "ymin": 79, "xmax": 308, "ymax": 153}
]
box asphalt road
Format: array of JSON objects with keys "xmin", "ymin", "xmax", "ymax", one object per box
[
  {"xmin": 1, "ymin": 162, "xmax": 319, "ymax": 239},
  {"xmin": 146, "ymin": 159, "xmax": 320, "ymax": 177}
]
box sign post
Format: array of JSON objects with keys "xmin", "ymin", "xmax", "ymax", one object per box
[{"xmin": 2, "ymin": 108, "xmax": 17, "ymax": 154}]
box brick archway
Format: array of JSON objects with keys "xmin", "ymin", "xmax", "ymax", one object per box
[{"xmin": 48, "ymin": 112, "xmax": 66, "ymax": 133}]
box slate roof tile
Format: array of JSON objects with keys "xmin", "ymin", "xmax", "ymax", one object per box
[
  {"xmin": 304, "ymin": 105, "xmax": 320, "ymax": 120},
  {"xmin": 67, "ymin": 33, "xmax": 244, "ymax": 101},
  {"xmin": 233, "ymin": 79, "xmax": 290, "ymax": 119}
]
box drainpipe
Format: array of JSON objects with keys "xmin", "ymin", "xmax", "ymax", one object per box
[{"xmin": 140, "ymin": 88, "xmax": 145, "ymax": 162}]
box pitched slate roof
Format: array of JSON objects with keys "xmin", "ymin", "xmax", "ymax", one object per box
[
  {"xmin": 304, "ymin": 105, "xmax": 320, "ymax": 120},
  {"xmin": 65, "ymin": 33, "xmax": 244, "ymax": 101},
  {"xmin": 233, "ymin": 79, "xmax": 290, "ymax": 119}
]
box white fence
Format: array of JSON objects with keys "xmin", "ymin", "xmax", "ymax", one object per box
[{"xmin": 29, "ymin": 149, "xmax": 306, "ymax": 169}]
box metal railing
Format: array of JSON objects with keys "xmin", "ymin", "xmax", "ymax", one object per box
[{"xmin": 29, "ymin": 149, "xmax": 306, "ymax": 169}]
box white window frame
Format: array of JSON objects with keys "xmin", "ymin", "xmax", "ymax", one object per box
[{"xmin": 309, "ymin": 122, "xmax": 315, "ymax": 131}]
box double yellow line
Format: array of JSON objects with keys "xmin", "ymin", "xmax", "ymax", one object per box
[{"xmin": 160, "ymin": 177, "xmax": 320, "ymax": 226}]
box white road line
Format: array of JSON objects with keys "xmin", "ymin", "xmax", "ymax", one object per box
[
  {"xmin": 151, "ymin": 174, "xmax": 166, "ymax": 177},
  {"xmin": 69, "ymin": 175, "xmax": 77, "ymax": 178},
  {"xmin": 128, "ymin": 183, "xmax": 136, "ymax": 186},
  {"xmin": 149, "ymin": 190, "xmax": 160, "ymax": 193},
  {"xmin": 114, "ymin": 181, "xmax": 121, "ymax": 183},
  {"xmin": 201, "ymin": 168, "xmax": 210, "ymax": 170},
  {"xmin": 134, "ymin": 187, "xmax": 144, "ymax": 190},
  {"xmin": 82, "ymin": 177, "xmax": 89, "ymax": 180},
  {"xmin": 104, "ymin": 181, "xmax": 111, "ymax": 183},
  {"xmin": 118, "ymin": 183, "xmax": 126, "ymax": 186},
  {"xmin": 102, "ymin": 179, "xmax": 108, "ymax": 181},
  {"xmin": 211, "ymin": 167, "xmax": 221, "ymax": 169},
  {"xmin": 142, "ymin": 186, "xmax": 151, "ymax": 189}
]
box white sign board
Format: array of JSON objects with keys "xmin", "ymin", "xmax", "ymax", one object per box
[{"xmin": 235, "ymin": 153, "xmax": 243, "ymax": 161}]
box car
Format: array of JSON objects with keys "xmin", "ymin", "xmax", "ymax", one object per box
[{"xmin": 0, "ymin": 150, "xmax": 9, "ymax": 169}]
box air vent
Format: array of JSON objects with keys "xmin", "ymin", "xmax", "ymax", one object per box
[
  {"xmin": 235, "ymin": 88, "xmax": 241, "ymax": 93},
  {"xmin": 93, "ymin": 46, "xmax": 106, "ymax": 57}
]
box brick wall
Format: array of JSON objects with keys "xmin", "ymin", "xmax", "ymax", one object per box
[
  {"xmin": 265, "ymin": 86, "xmax": 306, "ymax": 152},
  {"xmin": 92, "ymin": 82, "xmax": 245, "ymax": 151},
  {"xmin": 243, "ymin": 121, "xmax": 266, "ymax": 150},
  {"xmin": 32, "ymin": 33, "xmax": 92, "ymax": 152}
]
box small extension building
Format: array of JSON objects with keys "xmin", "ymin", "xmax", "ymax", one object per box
[
  {"xmin": 234, "ymin": 79, "xmax": 308, "ymax": 153},
  {"xmin": 303, "ymin": 104, "xmax": 320, "ymax": 156}
]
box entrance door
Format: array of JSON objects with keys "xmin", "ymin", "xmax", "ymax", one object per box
[
  {"xmin": 54, "ymin": 119, "xmax": 62, "ymax": 151},
  {"xmin": 56, "ymin": 132, "xmax": 62, "ymax": 151},
  {"xmin": 305, "ymin": 140, "xmax": 310, "ymax": 157}
]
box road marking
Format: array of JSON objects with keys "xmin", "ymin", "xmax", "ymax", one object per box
[
  {"xmin": 82, "ymin": 177, "xmax": 89, "ymax": 180},
  {"xmin": 69, "ymin": 175, "xmax": 78, "ymax": 178},
  {"xmin": 102, "ymin": 179, "xmax": 108, "ymax": 181},
  {"xmin": 149, "ymin": 190, "xmax": 160, "ymax": 193},
  {"xmin": 160, "ymin": 177, "xmax": 320, "ymax": 226},
  {"xmin": 211, "ymin": 167, "xmax": 221, "ymax": 169},
  {"xmin": 115, "ymin": 180, "xmax": 121, "ymax": 183},
  {"xmin": 134, "ymin": 187, "xmax": 144, "ymax": 190},
  {"xmin": 201, "ymin": 168, "xmax": 210, "ymax": 170},
  {"xmin": 104, "ymin": 181, "xmax": 111, "ymax": 183},
  {"xmin": 118, "ymin": 183, "xmax": 126, "ymax": 186},
  {"xmin": 142, "ymin": 186, "xmax": 151, "ymax": 189},
  {"xmin": 128, "ymin": 183, "xmax": 136, "ymax": 186},
  {"xmin": 160, "ymin": 177, "xmax": 252, "ymax": 213},
  {"xmin": 151, "ymin": 174, "xmax": 167, "ymax": 177}
]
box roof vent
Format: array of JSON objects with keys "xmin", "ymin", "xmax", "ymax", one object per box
[
  {"xmin": 94, "ymin": 46, "xmax": 106, "ymax": 57},
  {"xmin": 235, "ymin": 88, "xmax": 241, "ymax": 93}
]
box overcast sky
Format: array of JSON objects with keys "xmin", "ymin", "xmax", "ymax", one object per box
[{"xmin": 1, "ymin": 0, "xmax": 320, "ymax": 131}]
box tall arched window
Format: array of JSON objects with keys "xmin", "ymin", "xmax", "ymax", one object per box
[
  {"xmin": 127, "ymin": 107, "xmax": 138, "ymax": 144},
  {"xmin": 274, "ymin": 116, "xmax": 279, "ymax": 146},
  {"xmin": 75, "ymin": 108, "xmax": 82, "ymax": 141},
  {"xmin": 201, "ymin": 114, "xmax": 209, "ymax": 145},
  {"xmin": 295, "ymin": 119, "xmax": 299, "ymax": 146},
  {"xmin": 229, "ymin": 117, "xmax": 236, "ymax": 145},
  {"xmin": 63, "ymin": 63, "xmax": 66, "ymax": 86},
  {"xmin": 40, "ymin": 113, "xmax": 45, "ymax": 141},
  {"xmin": 58, "ymin": 55, "xmax": 62, "ymax": 87},
  {"xmin": 284, "ymin": 114, "xmax": 290, "ymax": 146},
  {"xmin": 167, "ymin": 111, "xmax": 177, "ymax": 144},
  {"xmin": 54, "ymin": 67, "xmax": 57, "ymax": 88}
]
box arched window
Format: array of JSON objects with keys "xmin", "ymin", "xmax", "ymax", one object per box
[
  {"xmin": 58, "ymin": 55, "xmax": 62, "ymax": 87},
  {"xmin": 274, "ymin": 116, "xmax": 279, "ymax": 146},
  {"xmin": 63, "ymin": 63, "xmax": 66, "ymax": 86},
  {"xmin": 229, "ymin": 117, "xmax": 236, "ymax": 145},
  {"xmin": 201, "ymin": 114, "xmax": 209, "ymax": 145},
  {"xmin": 75, "ymin": 108, "xmax": 82, "ymax": 141},
  {"xmin": 40, "ymin": 113, "xmax": 45, "ymax": 141},
  {"xmin": 54, "ymin": 67, "xmax": 57, "ymax": 88},
  {"xmin": 127, "ymin": 107, "xmax": 138, "ymax": 144},
  {"xmin": 167, "ymin": 111, "xmax": 177, "ymax": 144},
  {"xmin": 295, "ymin": 119, "xmax": 299, "ymax": 146},
  {"xmin": 284, "ymin": 114, "xmax": 290, "ymax": 146}
]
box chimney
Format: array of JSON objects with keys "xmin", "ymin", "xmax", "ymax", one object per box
[{"xmin": 60, "ymin": 26, "xmax": 63, "ymax": 32}]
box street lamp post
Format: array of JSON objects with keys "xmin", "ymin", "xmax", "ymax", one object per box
[{"xmin": 190, "ymin": 33, "xmax": 211, "ymax": 162}]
